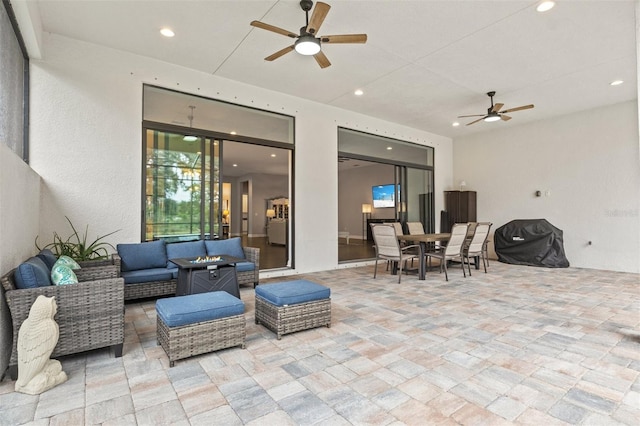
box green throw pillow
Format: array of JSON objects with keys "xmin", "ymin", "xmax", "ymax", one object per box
[
  {"xmin": 54, "ymin": 255, "xmax": 81, "ymax": 270},
  {"xmin": 51, "ymin": 264, "xmax": 79, "ymax": 285}
]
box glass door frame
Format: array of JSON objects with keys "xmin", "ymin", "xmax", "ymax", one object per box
[{"xmin": 142, "ymin": 121, "xmax": 224, "ymax": 242}]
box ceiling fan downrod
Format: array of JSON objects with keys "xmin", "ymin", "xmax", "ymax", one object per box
[{"xmin": 301, "ymin": 0, "xmax": 313, "ymax": 27}]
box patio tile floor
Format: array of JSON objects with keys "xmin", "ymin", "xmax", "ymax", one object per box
[{"xmin": 0, "ymin": 262, "xmax": 638, "ymax": 425}]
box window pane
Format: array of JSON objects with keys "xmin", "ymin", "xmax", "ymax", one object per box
[
  {"xmin": 143, "ymin": 85, "xmax": 294, "ymax": 144},
  {"xmin": 145, "ymin": 129, "xmax": 213, "ymax": 242},
  {"xmin": 0, "ymin": 2, "xmax": 27, "ymax": 159},
  {"xmin": 338, "ymin": 128, "xmax": 434, "ymax": 168}
]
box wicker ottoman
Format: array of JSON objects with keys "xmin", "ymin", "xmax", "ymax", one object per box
[
  {"xmin": 156, "ymin": 291, "xmax": 246, "ymax": 367},
  {"xmin": 255, "ymin": 280, "xmax": 331, "ymax": 339}
]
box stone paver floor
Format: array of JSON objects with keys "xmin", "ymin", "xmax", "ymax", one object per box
[{"xmin": 1, "ymin": 262, "xmax": 638, "ymax": 425}]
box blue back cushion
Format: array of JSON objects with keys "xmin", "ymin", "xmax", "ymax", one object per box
[
  {"xmin": 14, "ymin": 257, "xmax": 52, "ymax": 289},
  {"xmin": 117, "ymin": 240, "xmax": 167, "ymax": 272},
  {"xmin": 36, "ymin": 249, "xmax": 58, "ymax": 270},
  {"xmin": 205, "ymin": 237, "xmax": 245, "ymax": 260},
  {"xmin": 166, "ymin": 240, "xmax": 206, "ymax": 267}
]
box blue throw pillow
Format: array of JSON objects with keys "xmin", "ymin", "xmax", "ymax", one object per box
[
  {"xmin": 166, "ymin": 240, "xmax": 206, "ymax": 267},
  {"xmin": 205, "ymin": 237, "xmax": 245, "ymax": 260},
  {"xmin": 36, "ymin": 249, "xmax": 58, "ymax": 270},
  {"xmin": 117, "ymin": 240, "xmax": 167, "ymax": 272},
  {"xmin": 14, "ymin": 257, "xmax": 52, "ymax": 289}
]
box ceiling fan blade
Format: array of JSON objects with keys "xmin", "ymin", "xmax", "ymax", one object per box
[
  {"xmin": 501, "ymin": 104, "xmax": 534, "ymax": 113},
  {"xmin": 307, "ymin": 2, "xmax": 331, "ymax": 35},
  {"xmin": 265, "ymin": 45, "xmax": 295, "ymax": 61},
  {"xmin": 321, "ymin": 34, "xmax": 368, "ymax": 44},
  {"xmin": 458, "ymin": 114, "xmax": 486, "ymax": 118},
  {"xmin": 250, "ymin": 21, "xmax": 297, "ymax": 38},
  {"xmin": 314, "ymin": 51, "xmax": 331, "ymax": 68},
  {"xmin": 492, "ymin": 103, "xmax": 504, "ymax": 113},
  {"xmin": 466, "ymin": 117, "xmax": 485, "ymax": 126},
  {"xmin": 500, "ymin": 114, "xmax": 512, "ymax": 121}
]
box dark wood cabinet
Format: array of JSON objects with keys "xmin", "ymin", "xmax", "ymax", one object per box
[{"xmin": 443, "ymin": 191, "xmax": 477, "ymax": 231}]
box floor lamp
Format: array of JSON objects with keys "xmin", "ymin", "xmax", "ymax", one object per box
[{"xmin": 362, "ymin": 203, "xmax": 372, "ymax": 243}]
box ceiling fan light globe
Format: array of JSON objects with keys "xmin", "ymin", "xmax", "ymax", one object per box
[
  {"xmin": 484, "ymin": 115, "xmax": 501, "ymax": 122},
  {"xmin": 295, "ymin": 36, "xmax": 321, "ymax": 55}
]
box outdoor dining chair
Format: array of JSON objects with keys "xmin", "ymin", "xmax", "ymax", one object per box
[
  {"xmin": 424, "ymin": 222, "xmax": 470, "ymax": 281},
  {"xmin": 371, "ymin": 224, "xmax": 420, "ymax": 283},
  {"xmin": 463, "ymin": 222, "xmax": 492, "ymax": 275}
]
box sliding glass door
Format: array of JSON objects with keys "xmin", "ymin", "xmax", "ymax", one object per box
[
  {"xmin": 144, "ymin": 129, "xmax": 221, "ymax": 242},
  {"xmin": 338, "ymin": 128, "xmax": 435, "ymax": 263},
  {"xmin": 397, "ymin": 166, "xmax": 435, "ymax": 234}
]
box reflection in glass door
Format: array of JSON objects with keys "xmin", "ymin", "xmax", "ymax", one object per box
[
  {"xmin": 399, "ymin": 167, "xmax": 435, "ymax": 234},
  {"xmin": 144, "ymin": 129, "xmax": 221, "ymax": 242}
]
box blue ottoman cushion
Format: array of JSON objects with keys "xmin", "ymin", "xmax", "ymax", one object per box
[
  {"xmin": 156, "ymin": 291, "xmax": 245, "ymax": 327},
  {"xmin": 255, "ymin": 280, "xmax": 330, "ymax": 307}
]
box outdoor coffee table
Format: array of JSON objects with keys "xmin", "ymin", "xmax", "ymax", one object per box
[{"xmin": 172, "ymin": 255, "xmax": 244, "ymax": 299}]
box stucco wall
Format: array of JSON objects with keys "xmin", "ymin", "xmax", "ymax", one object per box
[
  {"xmin": 453, "ymin": 100, "xmax": 640, "ymax": 273},
  {"xmin": 0, "ymin": 143, "xmax": 42, "ymax": 376},
  {"xmin": 28, "ymin": 33, "xmax": 452, "ymax": 276}
]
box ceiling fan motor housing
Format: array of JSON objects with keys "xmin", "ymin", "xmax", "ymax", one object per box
[{"xmin": 300, "ymin": 0, "xmax": 313, "ymax": 12}]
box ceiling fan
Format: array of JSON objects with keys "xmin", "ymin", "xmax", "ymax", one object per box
[
  {"xmin": 458, "ymin": 91, "xmax": 534, "ymax": 126},
  {"xmin": 250, "ymin": 0, "xmax": 367, "ymax": 69}
]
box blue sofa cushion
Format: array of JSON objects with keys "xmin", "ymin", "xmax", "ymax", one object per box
[
  {"xmin": 235, "ymin": 261, "xmax": 255, "ymax": 273},
  {"xmin": 36, "ymin": 249, "xmax": 58, "ymax": 270},
  {"xmin": 205, "ymin": 237, "xmax": 245, "ymax": 260},
  {"xmin": 14, "ymin": 257, "xmax": 52, "ymax": 289},
  {"xmin": 166, "ymin": 240, "xmax": 206, "ymax": 267},
  {"xmin": 117, "ymin": 240, "xmax": 167, "ymax": 272},
  {"xmin": 255, "ymin": 280, "xmax": 330, "ymax": 307},
  {"xmin": 156, "ymin": 291, "xmax": 245, "ymax": 327},
  {"xmin": 120, "ymin": 268, "xmax": 174, "ymax": 285}
]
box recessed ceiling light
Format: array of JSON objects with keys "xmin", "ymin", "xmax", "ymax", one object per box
[
  {"xmin": 536, "ymin": 1, "xmax": 555, "ymax": 12},
  {"xmin": 230, "ymin": 131, "xmax": 237, "ymax": 135},
  {"xmin": 354, "ymin": 89, "xmax": 364, "ymax": 96},
  {"xmin": 270, "ymin": 154, "xmax": 276, "ymax": 157},
  {"xmin": 232, "ymin": 164, "xmax": 238, "ymax": 167},
  {"xmin": 160, "ymin": 28, "xmax": 175, "ymax": 38},
  {"xmin": 386, "ymin": 147, "xmax": 393, "ymax": 150},
  {"xmin": 452, "ymin": 122, "xmax": 460, "ymax": 127},
  {"xmin": 610, "ymin": 80, "xmax": 624, "ymax": 86}
]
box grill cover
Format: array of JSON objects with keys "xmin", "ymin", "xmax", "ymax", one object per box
[{"xmin": 494, "ymin": 219, "xmax": 569, "ymax": 268}]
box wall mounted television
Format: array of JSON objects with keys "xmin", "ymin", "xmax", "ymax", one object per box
[{"xmin": 372, "ymin": 184, "xmax": 396, "ymax": 208}]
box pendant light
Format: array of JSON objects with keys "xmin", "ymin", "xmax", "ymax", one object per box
[{"xmin": 183, "ymin": 106, "xmax": 198, "ymax": 142}]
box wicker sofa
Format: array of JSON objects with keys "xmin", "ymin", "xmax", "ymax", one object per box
[
  {"xmin": 1, "ymin": 259, "xmax": 125, "ymax": 380},
  {"xmin": 115, "ymin": 237, "xmax": 260, "ymax": 301}
]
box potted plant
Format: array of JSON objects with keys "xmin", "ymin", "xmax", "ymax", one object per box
[{"xmin": 36, "ymin": 216, "xmax": 120, "ymax": 261}]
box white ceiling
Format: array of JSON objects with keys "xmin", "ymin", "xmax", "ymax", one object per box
[{"xmin": 14, "ymin": 0, "xmax": 638, "ymax": 141}]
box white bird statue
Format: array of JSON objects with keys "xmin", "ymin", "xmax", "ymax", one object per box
[{"xmin": 15, "ymin": 295, "xmax": 67, "ymax": 395}]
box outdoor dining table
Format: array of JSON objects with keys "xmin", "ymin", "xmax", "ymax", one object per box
[{"xmin": 397, "ymin": 233, "xmax": 451, "ymax": 280}]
